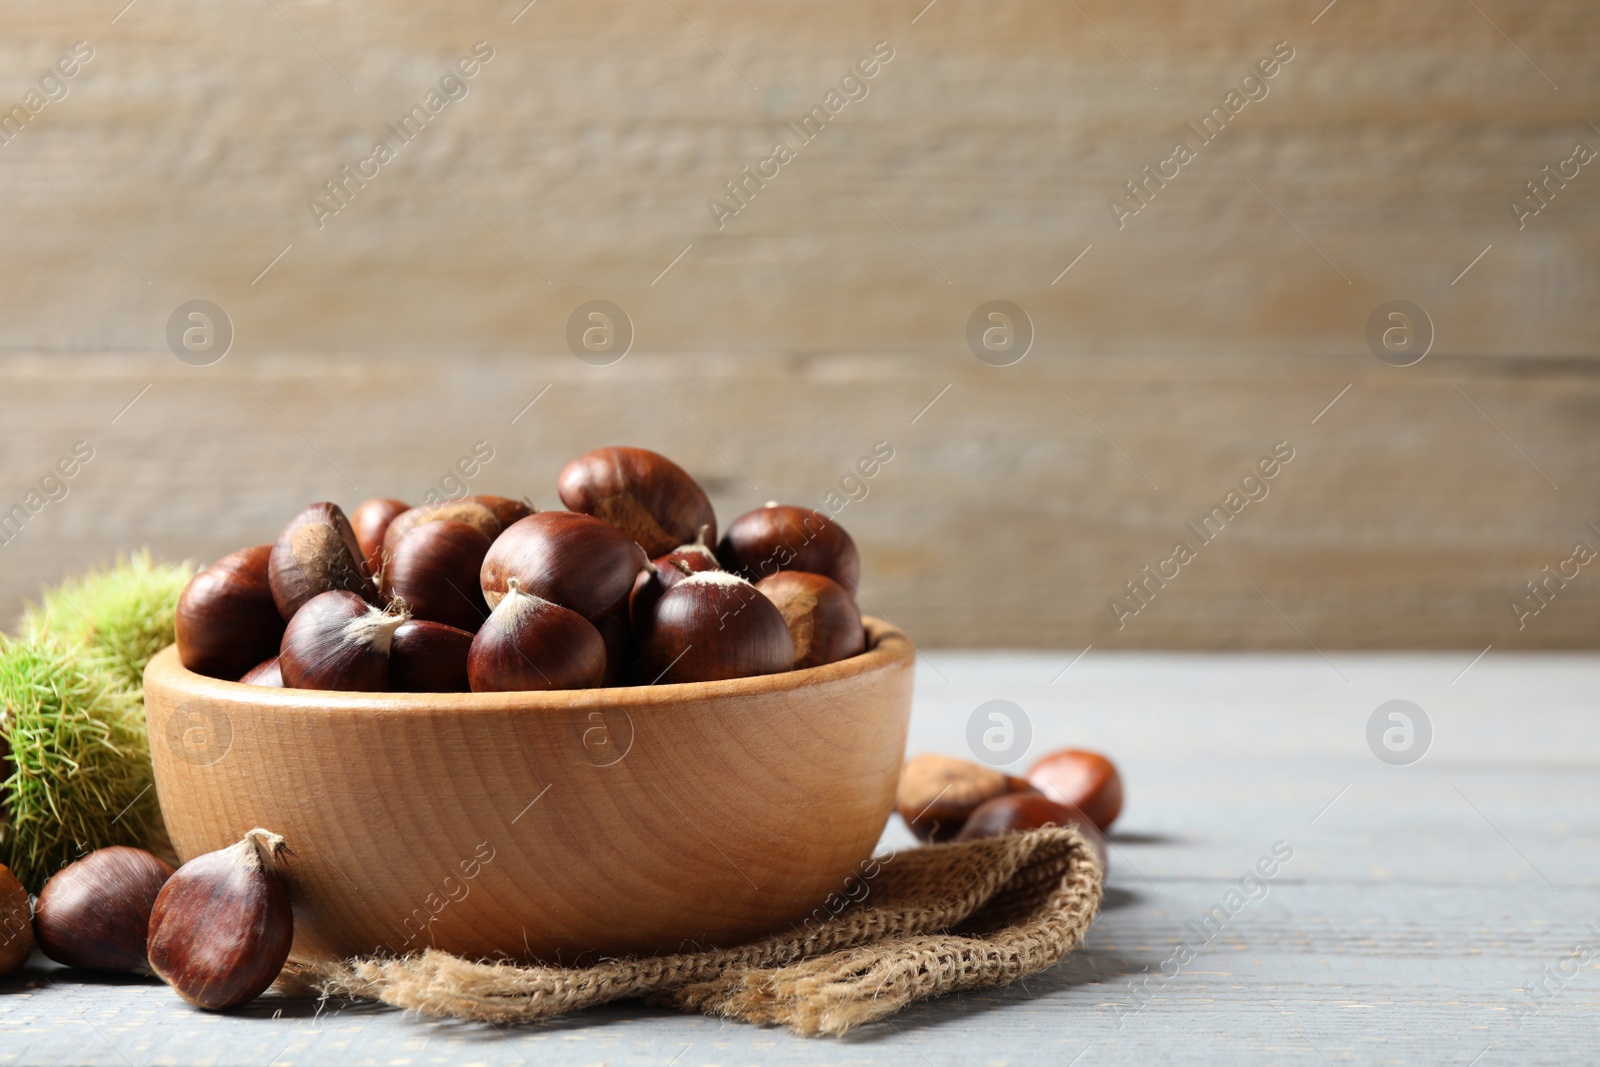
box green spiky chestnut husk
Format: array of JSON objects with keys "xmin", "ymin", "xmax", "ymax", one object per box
[{"xmin": 0, "ymin": 634, "xmax": 161, "ymax": 892}]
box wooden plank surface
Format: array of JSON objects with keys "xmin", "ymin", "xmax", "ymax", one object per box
[
  {"xmin": 1, "ymin": 0, "xmax": 1598, "ymax": 649},
  {"xmin": 1, "ymin": 0, "xmax": 1596, "ymax": 354},
  {"xmin": 2, "ymin": 351, "xmax": 1598, "ymax": 649},
  {"xmin": 2, "ymin": 652, "xmax": 1596, "ymax": 1065}
]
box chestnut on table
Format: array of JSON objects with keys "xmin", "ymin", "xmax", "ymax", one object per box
[
  {"xmin": 30, "ymin": 847, "xmax": 172, "ymax": 975},
  {"xmin": 893, "ymin": 748, "xmax": 1123, "ymax": 869},
  {"xmin": 147, "ymin": 830, "xmax": 293, "ymax": 1010}
]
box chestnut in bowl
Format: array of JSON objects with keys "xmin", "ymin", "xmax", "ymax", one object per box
[{"xmin": 141, "ymin": 618, "xmax": 914, "ymax": 964}]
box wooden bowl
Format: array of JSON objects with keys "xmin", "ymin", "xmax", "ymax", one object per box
[{"xmin": 143, "ymin": 618, "xmax": 913, "ymax": 963}]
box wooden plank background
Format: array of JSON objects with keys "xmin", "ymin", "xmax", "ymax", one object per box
[{"xmin": 1, "ymin": 0, "xmax": 1597, "ymax": 648}]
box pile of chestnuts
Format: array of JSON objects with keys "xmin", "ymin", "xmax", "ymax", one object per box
[
  {"xmin": 175, "ymin": 446, "xmax": 868, "ymax": 692},
  {"xmin": 0, "ymin": 829, "xmax": 293, "ymax": 1011},
  {"xmin": 894, "ymin": 748, "xmax": 1124, "ymax": 867}
]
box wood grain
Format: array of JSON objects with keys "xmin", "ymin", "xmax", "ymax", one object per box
[
  {"xmin": 1, "ymin": 0, "xmax": 1596, "ymax": 354},
  {"xmin": 142, "ymin": 618, "xmax": 915, "ymax": 963},
  {"xmin": 1, "ymin": 0, "xmax": 1597, "ymax": 649},
  {"xmin": 2, "ymin": 351, "xmax": 1597, "ymax": 652},
  {"xmin": 3, "ymin": 651, "xmax": 1596, "ymax": 1064}
]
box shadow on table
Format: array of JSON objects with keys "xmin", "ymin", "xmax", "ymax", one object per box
[
  {"xmin": 248, "ymin": 998, "xmax": 689, "ymax": 1036},
  {"xmin": 1100, "ymin": 886, "xmax": 1138, "ymax": 910},
  {"xmin": 7, "ymin": 957, "xmax": 161, "ymax": 991},
  {"xmin": 1107, "ymin": 831, "xmax": 1183, "ymax": 846}
]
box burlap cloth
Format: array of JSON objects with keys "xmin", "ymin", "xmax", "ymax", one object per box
[{"xmin": 278, "ymin": 825, "xmax": 1102, "ymax": 1036}]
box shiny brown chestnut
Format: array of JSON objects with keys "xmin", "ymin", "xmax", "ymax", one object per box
[
  {"xmin": 239, "ymin": 656, "xmax": 283, "ymax": 687},
  {"xmin": 380, "ymin": 520, "xmax": 493, "ymax": 632},
  {"xmin": 380, "ymin": 501, "xmax": 503, "ymax": 569},
  {"xmin": 389, "ymin": 618, "xmax": 474, "ymax": 692},
  {"xmin": 175, "ymin": 545, "xmax": 285, "ymax": 681},
  {"xmin": 628, "ymin": 528, "xmax": 721, "ymax": 634},
  {"xmin": 349, "ymin": 497, "xmax": 410, "ymax": 577},
  {"xmin": 278, "ymin": 590, "xmax": 407, "ymax": 691},
  {"xmin": 1027, "ymin": 749, "xmax": 1124, "ymax": 832},
  {"xmin": 593, "ymin": 609, "xmax": 632, "ymax": 687},
  {"xmin": 267, "ymin": 502, "xmax": 377, "ymax": 620},
  {"xmin": 33, "ymin": 846, "xmax": 175, "ymax": 973},
  {"xmin": 462, "ymin": 494, "xmax": 535, "ymax": 529},
  {"xmin": 636, "ymin": 570, "xmax": 794, "ymax": 685},
  {"xmin": 557, "ymin": 446, "xmax": 717, "ymax": 558},
  {"xmin": 671, "ymin": 524, "xmax": 718, "ymax": 566},
  {"xmin": 147, "ymin": 829, "xmax": 293, "ymax": 1011},
  {"xmin": 954, "ymin": 792, "xmax": 1108, "ymax": 870},
  {"xmin": 0, "ymin": 864, "xmax": 33, "ymax": 979},
  {"xmin": 894, "ymin": 754, "xmax": 1034, "ymax": 842},
  {"xmin": 467, "ymin": 579, "xmax": 607, "ymax": 692},
  {"xmin": 717, "ymin": 503, "xmax": 860, "ymax": 592},
  {"xmin": 480, "ymin": 511, "xmax": 648, "ymax": 621},
  {"xmin": 755, "ymin": 570, "xmax": 864, "ymax": 669}
]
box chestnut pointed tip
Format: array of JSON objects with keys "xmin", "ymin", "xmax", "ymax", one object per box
[
  {"xmin": 147, "ymin": 829, "xmax": 294, "ymax": 1012},
  {"xmin": 468, "ymin": 586, "xmax": 606, "ymax": 691},
  {"xmin": 280, "ymin": 590, "xmax": 401, "ymax": 691},
  {"xmin": 238, "ymin": 828, "xmax": 292, "ymax": 864},
  {"xmin": 638, "ymin": 568, "xmax": 793, "ymax": 684}
]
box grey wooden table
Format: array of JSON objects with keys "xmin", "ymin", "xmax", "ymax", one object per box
[{"xmin": 2, "ymin": 651, "xmax": 1595, "ymax": 1066}]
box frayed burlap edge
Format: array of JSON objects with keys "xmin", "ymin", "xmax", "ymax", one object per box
[{"xmin": 277, "ymin": 825, "xmax": 1102, "ymax": 1037}]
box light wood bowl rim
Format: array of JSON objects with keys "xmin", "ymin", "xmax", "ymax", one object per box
[{"xmin": 145, "ymin": 615, "xmax": 913, "ymax": 711}]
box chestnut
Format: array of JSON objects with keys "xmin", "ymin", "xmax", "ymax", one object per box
[
  {"xmin": 717, "ymin": 504, "xmax": 860, "ymax": 592},
  {"xmin": 593, "ymin": 609, "xmax": 633, "ymax": 687},
  {"xmin": 389, "ymin": 618, "xmax": 473, "ymax": 692},
  {"xmin": 175, "ymin": 545, "xmax": 285, "ymax": 681},
  {"xmin": 894, "ymin": 754, "xmax": 1033, "ymax": 842},
  {"xmin": 480, "ymin": 511, "xmax": 648, "ymax": 621},
  {"xmin": 33, "ymin": 846, "xmax": 175, "ymax": 973},
  {"xmin": 670, "ymin": 524, "xmax": 718, "ymax": 567},
  {"xmin": 628, "ymin": 528, "xmax": 721, "ymax": 634},
  {"xmin": 955, "ymin": 792, "xmax": 1108, "ymax": 870},
  {"xmin": 1027, "ymin": 749, "xmax": 1123, "ymax": 832},
  {"xmin": 557, "ymin": 446, "xmax": 717, "ymax": 558},
  {"xmin": 349, "ymin": 497, "xmax": 410, "ymax": 577},
  {"xmin": 636, "ymin": 570, "xmax": 794, "ymax": 684},
  {"xmin": 755, "ymin": 570, "xmax": 864, "ymax": 669},
  {"xmin": 467, "ymin": 579, "xmax": 607, "ymax": 692},
  {"xmin": 380, "ymin": 500, "xmax": 504, "ymax": 569},
  {"xmin": 147, "ymin": 828, "xmax": 293, "ymax": 1010},
  {"xmin": 0, "ymin": 864, "xmax": 33, "ymax": 979},
  {"xmin": 267, "ymin": 502, "xmax": 377, "ymax": 620},
  {"xmin": 462, "ymin": 494, "xmax": 534, "ymax": 529},
  {"xmin": 380, "ymin": 520, "xmax": 493, "ymax": 632},
  {"xmin": 239, "ymin": 656, "xmax": 283, "ymax": 687},
  {"xmin": 279, "ymin": 590, "xmax": 407, "ymax": 691}
]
